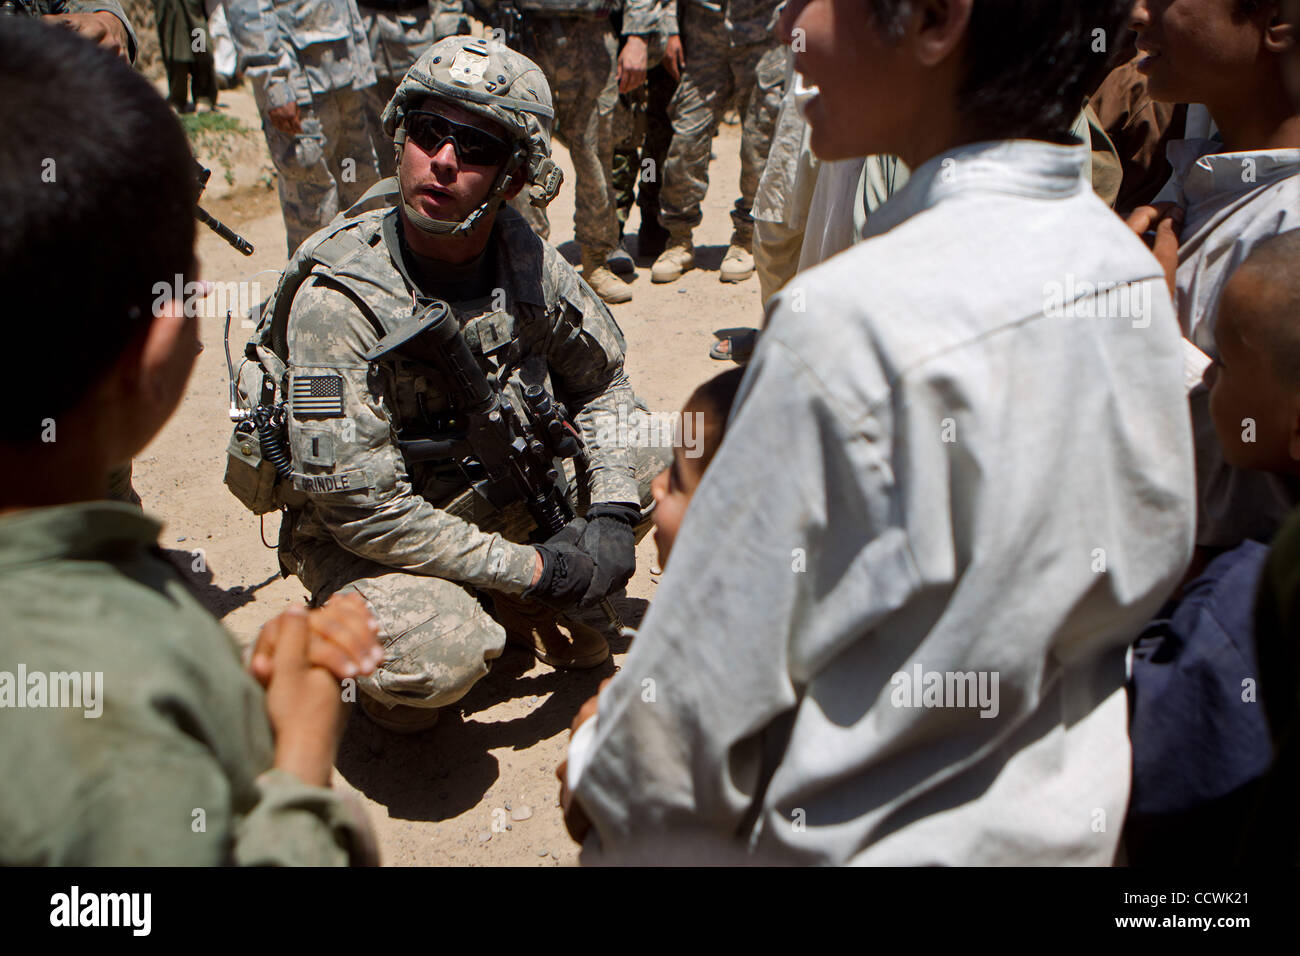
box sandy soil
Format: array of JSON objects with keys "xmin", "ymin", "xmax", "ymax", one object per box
[{"xmin": 142, "ymin": 84, "xmax": 761, "ymax": 866}]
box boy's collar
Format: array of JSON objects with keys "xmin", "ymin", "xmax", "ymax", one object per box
[
  {"xmin": 0, "ymin": 502, "xmax": 161, "ymax": 572},
  {"xmin": 864, "ymin": 139, "xmax": 1090, "ymax": 240},
  {"xmin": 1166, "ymin": 138, "xmax": 1300, "ymax": 204}
]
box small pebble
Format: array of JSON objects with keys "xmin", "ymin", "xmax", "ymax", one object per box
[
  {"xmin": 511, "ymin": 805, "xmax": 533, "ymax": 821},
  {"xmin": 537, "ymin": 849, "xmax": 549, "ymax": 857},
  {"xmin": 478, "ymin": 832, "xmax": 491, "ymax": 843}
]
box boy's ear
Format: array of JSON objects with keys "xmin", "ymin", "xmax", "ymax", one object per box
[
  {"xmin": 912, "ymin": 0, "xmax": 974, "ymax": 67},
  {"xmin": 1265, "ymin": 14, "xmax": 1296, "ymax": 54},
  {"xmin": 131, "ymin": 297, "xmax": 200, "ymax": 412}
]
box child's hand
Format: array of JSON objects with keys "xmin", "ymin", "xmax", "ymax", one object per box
[
  {"xmin": 1127, "ymin": 202, "xmax": 1185, "ymax": 297},
  {"xmin": 260, "ymin": 606, "xmax": 351, "ymax": 788},
  {"xmin": 249, "ymin": 593, "xmax": 382, "ymax": 687}
]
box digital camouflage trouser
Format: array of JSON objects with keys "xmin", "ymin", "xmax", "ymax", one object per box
[
  {"xmin": 658, "ymin": 4, "xmax": 785, "ymax": 245},
  {"xmin": 259, "ymin": 86, "xmax": 382, "ymax": 256},
  {"xmin": 291, "ymin": 437, "xmax": 671, "ymax": 711},
  {"xmin": 508, "ymin": 15, "xmax": 621, "ymax": 261}
]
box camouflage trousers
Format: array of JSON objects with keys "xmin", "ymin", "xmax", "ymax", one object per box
[
  {"xmin": 659, "ymin": 4, "xmax": 786, "ymax": 244},
  {"xmin": 359, "ymin": 3, "xmax": 470, "ymax": 179},
  {"xmin": 612, "ymin": 64, "xmax": 677, "ymax": 232},
  {"xmin": 290, "ymin": 439, "xmax": 671, "ymax": 711},
  {"xmin": 508, "ymin": 15, "xmax": 621, "ymax": 260},
  {"xmin": 259, "ymin": 86, "xmax": 382, "ymax": 257},
  {"xmin": 365, "ymin": 77, "xmax": 403, "ymax": 180}
]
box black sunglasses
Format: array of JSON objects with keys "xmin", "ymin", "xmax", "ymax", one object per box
[{"xmin": 405, "ymin": 110, "xmax": 513, "ymax": 167}]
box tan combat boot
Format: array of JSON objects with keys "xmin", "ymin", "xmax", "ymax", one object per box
[
  {"xmin": 720, "ymin": 232, "xmax": 755, "ymax": 283},
  {"xmin": 651, "ymin": 234, "xmax": 695, "ymax": 283},
  {"xmin": 359, "ymin": 695, "xmax": 442, "ymax": 734},
  {"xmin": 490, "ymin": 592, "xmax": 610, "ymax": 669},
  {"xmin": 583, "ymin": 253, "xmax": 633, "ymax": 304}
]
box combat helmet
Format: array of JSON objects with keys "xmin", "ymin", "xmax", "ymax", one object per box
[{"xmin": 382, "ymin": 36, "xmax": 563, "ymax": 237}]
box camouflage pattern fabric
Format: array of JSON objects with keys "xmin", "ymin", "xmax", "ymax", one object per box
[
  {"xmin": 226, "ymin": 0, "xmax": 381, "ymax": 253},
  {"xmin": 658, "ymin": 1, "xmax": 784, "ymax": 243},
  {"xmin": 358, "ymin": 0, "xmax": 470, "ymax": 178},
  {"xmin": 261, "ymin": 86, "xmax": 380, "ymax": 255},
  {"xmin": 276, "ymin": 204, "xmax": 667, "ymax": 709},
  {"xmin": 612, "ymin": 63, "xmax": 675, "ymax": 230},
  {"xmin": 508, "ymin": 15, "xmax": 621, "ymax": 258}
]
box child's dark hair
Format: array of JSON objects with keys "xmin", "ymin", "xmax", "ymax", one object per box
[
  {"xmin": 0, "ymin": 17, "xmax": 197, "ymax": 444},
  {"xmin": 865, "ymin": 0, "xmax": 1136, "ymax": 141},
  {"xmin": 685, "ymin": 367, "xmax": 745, "ymax": 473}
]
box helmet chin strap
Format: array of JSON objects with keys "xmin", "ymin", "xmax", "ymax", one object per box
[{"xmin": 394, "ymin": 124, "xmax": 521, "ymax": 239}]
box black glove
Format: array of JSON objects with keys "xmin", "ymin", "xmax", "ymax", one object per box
[
  {"xmin": 576, "ymin": 502, "xmax": 640, "ymax": 607},
  {"xmin": 524, "ymin": 518, "xmax": 596, "ymax": 612}
]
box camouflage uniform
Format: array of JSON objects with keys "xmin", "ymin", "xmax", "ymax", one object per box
[
  {"xmin": 276, "ymin": 205, "xmax": 667, "ymax": 711},
  {"xmin": 4, "ymin": 0, "xmax": 139, "ymax": 60},
  {"xmin": 658, "ymin": 0, "xmax": 785, "ymax": 246},
  {"xmin": 358, "ymin": 0, "xmax": 470, "ymax": 178},
  {"xmin": 227, "ymin": 0, "xmax": 382, "ymax": 255},
  {"xmin": 507, "ymin": 0, "xmax": 664, "ymax": 265},
  {"xmin": 612, "ymin": 63, "xmax": 675, "ymax": 242}
]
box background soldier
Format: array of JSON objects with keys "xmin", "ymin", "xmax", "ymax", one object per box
[
  {"xmin": 500, "ymin": 0, "xmax": 667, "ymax": 304},
  {"xmin": 261, "ymin": 37, "xmax": 668, "ymax": 733},
  {"xmin": 358, "ymin": 0, "xmax": 470, "ymax": 178},
  {"xmin": 651, "ymin": 0, "xmax": 786, "ymax": 285},
  {"xmin": 611, "ymin": 12, "xmax": 679, "ymax": 262},
  {"xmin": 227, "ymin": 0, "xmax": 382, "ymax": 256}
]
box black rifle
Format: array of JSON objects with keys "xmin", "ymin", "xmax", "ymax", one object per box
[
  {"xmin": 194, "ymin": 160, "xmax": 255, "ymax": 256},
  {"xmin": 365, "ymin": 299, "xmax": 624, "ymax": 630}
]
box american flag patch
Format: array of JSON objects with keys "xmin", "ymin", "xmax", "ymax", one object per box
[{"xmin": 291, "ymin": 375, "xmax": 344, "ymax": 418}]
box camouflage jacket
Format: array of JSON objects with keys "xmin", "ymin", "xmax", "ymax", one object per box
[
  {"xmin": 2, "ymin": 0, "xmax": 139, "ymax": 61},
  {"xmin": 280, "ymin": 205, "xmax": 639, "ymax": 595},
  {"xmin": 226, "ymin": 0, "xmax": 377, "ymax": 110}
]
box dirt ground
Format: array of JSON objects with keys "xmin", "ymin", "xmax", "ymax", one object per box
[{"xmin": 145, "ymin": 83, "xmax": 762, "ymax": 865}]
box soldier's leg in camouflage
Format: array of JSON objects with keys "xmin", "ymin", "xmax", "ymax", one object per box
[
  {"xmin": 722, "ymin": 41, "xmax": 787, "ymax": 284},
  {"xmin": 365, "ymin": 78, "xmax": 401, "ymax": 180},
  {"xmin": 325, "ymin": 86, "xmax": 383, "ymax": 209},
  {"xmin": 505, "ymin": 21, "xmax": 561, "ymax": 242},
  {"xmin": 556, "ymin": 20, "xmax": 628, "ymax": 304},
  {"xmin": 308, "ymin": 558, "xmax": 507, "ymax": 733},
  {"xmin": 261, "ymin": 95, "xmax": 340, "ymax": 257},
  {"xmin": 653, "ymin": 6, "xmax": 731, "ymax": 283},
  {"xmin": 609, "ymin": 90, "xmax": 643, "ymax": 275}
]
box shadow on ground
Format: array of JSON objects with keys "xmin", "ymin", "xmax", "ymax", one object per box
[
  {"xmin": 335, "ymin": 595, "xmax": 648, "ymax": 823},
  {"xmin": 163, "ymin": 548, "xmax": 280, "ymax": 618}
]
